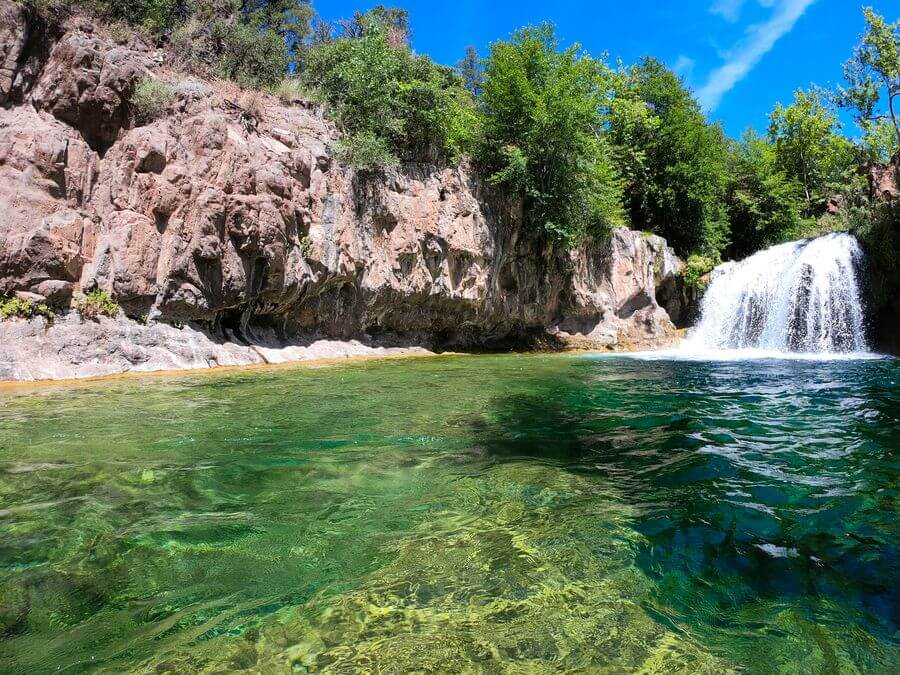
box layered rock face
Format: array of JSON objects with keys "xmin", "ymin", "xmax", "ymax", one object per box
[
  {"xmin": 0, "ymin": 4, "xmax": 685, "ymax": 380},
  {"xmin": 858, "ymin": 154, "xmax": 900, "ymax": 355}
]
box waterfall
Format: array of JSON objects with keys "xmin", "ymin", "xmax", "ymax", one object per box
[{"xmin": 686, "ymin": 233, "xmax": 869, "ymax": 354}]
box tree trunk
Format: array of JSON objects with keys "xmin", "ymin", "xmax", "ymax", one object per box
[
  {"xmin": 889, "ymin": 90, "xmax": 900, "ymax": 150},
  {"xmin": 800, "ymin": 148, "xmax": 811, "ymax": 207}
]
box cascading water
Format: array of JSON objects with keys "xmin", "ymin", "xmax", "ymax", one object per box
[{"xmin": 686, "ymin": 233, "xmax": 869, "ymax": 354}]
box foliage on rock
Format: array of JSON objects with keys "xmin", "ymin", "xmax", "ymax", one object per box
[
  {"xmin": 271, "ymin": 77, "xmax": 318, "ymax": 105},
  {"xmin": 76, "ymin": 290, "xmax": 120, "ymax": 321},
  {"xmin": 131, "ymin": 78, "xmax": 175, "ymax": 125},
  {"xmin": 0, "ymin": 296, "xmax": 54, "ymax": 321},
  {"xmin": 681, "ymin": 255, "xmax": 717, "ymax": 291},
  {"xmin": 301, "ymin": 11, "xmax": 476, "ymax": 167},
  {"xmin": 333, "ymin": 131, "xmax": 398, "ymax": 171},
  {"xmin": 20, "ymin": 0, "xmax": 313, "ymax": 88},
  {"xmin": 849, "ymin": 195, "xmax": 900, "ymax": 305}
]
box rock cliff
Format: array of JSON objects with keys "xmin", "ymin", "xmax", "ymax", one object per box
[
  {"xmin": 857, "ymin": 154, "xmax": 900, "ymax": 355},
  {"xmin": 0, "ymin": 3, "xmax": 685, "ymax": 380}
]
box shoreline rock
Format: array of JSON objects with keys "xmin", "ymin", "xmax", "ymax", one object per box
[
  {"xmin": 0, "ymin": 310, "xmax": 687, "ymax": 383},
  {"xmin": 0, "ymin": 313, "xmax": 434, "ymax": 382}
]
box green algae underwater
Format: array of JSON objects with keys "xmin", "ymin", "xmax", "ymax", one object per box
[{"xmin": 0, "ymin": 353, "xmax": 898, "ymax": 673}]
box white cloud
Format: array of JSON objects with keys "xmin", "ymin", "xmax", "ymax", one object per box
[
  {"xmin": 697, "ymin": 0, "xmax": 815, "ymax": 112},
  {"xmin": 673, "ymin": 55, "xmax": 696, "ymax": 83},
  {"xmin": 710, "ymin": 0, "xmax": 748, "ymax": 22}
]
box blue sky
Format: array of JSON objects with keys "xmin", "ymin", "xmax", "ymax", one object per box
[{"xmin": 312, "ymin": 0, "xmax": 897, "ymax": 139}]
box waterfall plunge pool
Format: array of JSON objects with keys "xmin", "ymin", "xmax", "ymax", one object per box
[
  {"xmin": 600, "ymin": 348, "xmax": 888, "ymax": 361},
  {"xmin": 1, "ymin": 352, "xmax": 897, "ymax": 673}
]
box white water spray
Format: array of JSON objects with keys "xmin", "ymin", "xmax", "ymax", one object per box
[{"xmin": 685, "ymin": 233, "xmax": 869, "ymax": 354}]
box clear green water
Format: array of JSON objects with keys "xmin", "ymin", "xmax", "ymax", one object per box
[{"xmin": 0, "ymin": 353, "xmax": 897, "ymax": 674}]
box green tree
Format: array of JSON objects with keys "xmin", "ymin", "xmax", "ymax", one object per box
[
  {"xmin": 836, "ymin": 8, "xmax": 900, "ymax": 152},
  {"xmin": 302, "ymin": 10, "xmax": 475, "ymax": 167},
  {"xmin": 337, "ymin": 4, "xmax": 410, "ymax": 47},
  {"xmin": 456, "ymin": 46, "xmax": 483, "ymax": 98},
  {"xmin": 609, "ymin": 58, "xmax": 730, "ymax": 256},
  {"xmin": 725, "ymin": 130, "xmax": 805, "ymax": 259},
  {"xmin": 605, "ymin": 70, "xmax": 659, "ymax": 198},
  {"xmin": 768, "ymin": 89, "xmax": 856, "ymax": 212},
  {"xmin": 310, "ymin": 15, "xmax": 334, "ymax": 46},
  {"xmin": 479, "ymin": 24, "xmax": 623, "ymax": 245},
  {"xmin": 858, "ymin": 118, "xmax": 900, "ymax": 163},
  {"xmin": 214, "ymin": 19, "xmax": 289, "ymax": 88},
  {"xmin": 241, "ymin": 1, "xmax": 313, "ymax": 67}
]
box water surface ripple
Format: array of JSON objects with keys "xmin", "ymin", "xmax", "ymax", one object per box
[{"xmin": 0, "ymin": 354, "xmax": 897, "ymax": 673}]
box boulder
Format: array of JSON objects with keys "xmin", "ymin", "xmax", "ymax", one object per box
[{"xmin": 29, "ymin": 27, "xmax": 151, "ymax": 151}]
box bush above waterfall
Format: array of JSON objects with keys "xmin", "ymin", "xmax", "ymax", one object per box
[
  {"xmin": 609, "ymin": 58, "xmax": 731, "ymax": 257},
  {"xmin": 682, "ymin": 256, "xmax": 717, "ymax": 290},
  {"xmin": 725, "ymin": 130, "xmax": 807, "ymax": 259}
]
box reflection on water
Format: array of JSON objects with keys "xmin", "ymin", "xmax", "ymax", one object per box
[{"xmin": 0, "ymin": 354, "xmax": 897, "ymax": 672}]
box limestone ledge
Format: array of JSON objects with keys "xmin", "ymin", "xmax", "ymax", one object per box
[{"xmin": 0, "ymin": 314, "xmax": 433, "ymax": 382}]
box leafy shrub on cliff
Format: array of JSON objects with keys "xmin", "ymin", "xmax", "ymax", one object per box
[
  {"xmin": 334, "ymin": 131, "xmax": 398, "ymax": 170},
  {"xmin": 682, "ymin": 255, "xmax": 717, "ymax": 290},
  {"xmin": 100, "ymin": 0, "xmax": 185, "ymax": 35},
  {"xmin": 20, "ymin": 1, "xmax": 311, "ymax": 89},
  {"xmin": 0, "ymin": 296, "xmax": 54, "ymax": 321},
  {"xmin": 301, "ymin": 10, "xmax": 476, "ymax": 167},
  {"xmin": 167, "ymin": 4, "xmax": 309, "ymax": 88},
  {"xmin": 19, "ymin": 0, "xmax": 184, "ymax": 33},
  {"xmin": 478, "ymin": 24, "xmax": 623, "ymax": 245},
  {"xmin": 131, "ymin": 78, "xmax": 175, "ymax": 125},
  {"xmin": 76, "ymin": 290, "xmax": 120, "ymax": 321},
  {"xmin": 213, "ymin": 20, "xmax": 289, "ymax": 89},
  {"xmin": 271, "ymin": 77, "xmax": 321, "ymax": 105}
]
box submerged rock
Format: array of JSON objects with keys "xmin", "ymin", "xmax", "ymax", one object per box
[{"xmin": 0, "ymin": 2, "xmax": 684, "ymax": 380}]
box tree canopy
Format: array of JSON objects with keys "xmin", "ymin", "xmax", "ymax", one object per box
[
  {"xmin": 478, "ymin": 24, "xmax": 623, "ymax": 244},
  {"xmin": 836, "ymin": 8, "xmax": 900, "ymax": 153},
  {"xmin": 609, "ymin": 58, "xmax": 730, "ymax": 256},
  {"xmin": 768, "ymin": 89, "xmax": 855, "ymax": 212},
  {"xmin": 725, "ymin": 130, "xmax": 805, "ymax": 259}
]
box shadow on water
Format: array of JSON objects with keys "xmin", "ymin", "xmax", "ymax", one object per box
[{"xmin": 469, "ymin": 355, "xmax": 900, "ymax": 670}]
